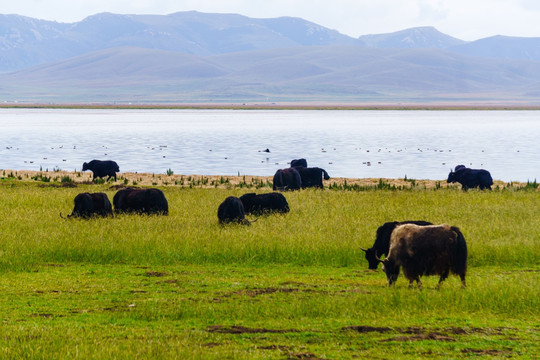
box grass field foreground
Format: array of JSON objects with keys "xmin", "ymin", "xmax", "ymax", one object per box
[{"xmin": 0, "ymin": 174, "xmax": 538, "ymax": 359}]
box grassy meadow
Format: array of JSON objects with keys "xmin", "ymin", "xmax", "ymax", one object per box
[{"xmin": 0, "ymin": 171, "xmax": 538, "ymax": 359}]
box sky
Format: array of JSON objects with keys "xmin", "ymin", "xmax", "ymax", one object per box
[{"xmin": 3, "ymin": 0, "xmax": 540, "ymax": 41}]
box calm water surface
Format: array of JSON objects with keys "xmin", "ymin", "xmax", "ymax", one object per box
[{"xmin": 0, "ymin": 109, "xmax": 538, "ymax": 182}]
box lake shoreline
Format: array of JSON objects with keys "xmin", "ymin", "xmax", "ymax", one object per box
[{"xmin": 1, "ymin": 169, "xmax": 532, "ymax": 190}]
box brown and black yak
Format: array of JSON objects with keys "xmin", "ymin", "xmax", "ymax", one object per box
[
  {"xmin": 113, "ymin": 187, "xmax": 168, "ymax": 215},
  {"xmin": 64, "ymin": 192, "xmax": 113, "ymax": 218},
  {"xmin": 377, "ymin": 223, "xmax": 468, "ymax": 288},
  {"xmin": 361, "ymin": 220, "xmax": 433, "ymax": 269}
]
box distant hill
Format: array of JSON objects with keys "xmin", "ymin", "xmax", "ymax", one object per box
[
  {"xmin": 2, "ymin": 45, "xmax": 540, "ymax": 104},
  {"xmin": 0, "ymin": 11, "xmax": 359, "ymax": 73},
  {"xmin": 359, "ymin": 26, "xmax": 466, "ymax": 49},
  {"xmin": 1, "ymin": 11, "xmax": 540, "ymax": 104},
  {"xmin": 449, "ymin": 35, "xmax": 540, "ymax": 62}
]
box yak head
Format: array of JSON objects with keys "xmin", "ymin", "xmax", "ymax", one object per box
[
  {"xmin": 360, "ymin": 247, "xmax": 379, "ymax": 270},
  {"xmin": 448, "ymin": 165, "xmax": 467, "ymax": 183},
  {"xmin": 376, "ymin": 254, "xmax": 400, "ymax": 286},
  {"xmin": 447, "ymin": 170, "xmax": 457, "ymax": 183},
  {"xmin": 82, "ymin": 162, "xmax": 89, "ymax": 171}
]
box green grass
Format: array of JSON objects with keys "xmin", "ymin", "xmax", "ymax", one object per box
[{"xmin": 0, "ymin": 179, "xmax": 538, "ymax": 359}]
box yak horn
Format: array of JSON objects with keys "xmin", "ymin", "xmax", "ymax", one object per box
[
  {"xmin": 359, "ymin": 247, "xmax": 368, "ymax": 252},
  {"xmin": 375, "ymin": 252, "xmax": 386, "ymax": 264}
]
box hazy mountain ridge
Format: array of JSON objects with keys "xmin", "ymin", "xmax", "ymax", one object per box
[
  {"xmin": 1, "ymin": 12, "xmax": 540, "ymax": 103},
  {"xmin": 358, "ymin": 26, "xmax": 467, "ymax": 49},
  {"xmin": 3, "ymin": 45, "xmax": 540, "ymax": 103},
  {"xmin": 3, "ymin": 12, "xmax": 540, "ymax": 72},
  {"xmin": 0, "ymin": 11, "xmax": 359, "ymax": 72}
]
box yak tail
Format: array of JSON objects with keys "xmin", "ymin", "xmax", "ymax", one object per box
[
  {"xmin": 451, "ymin": 226, "xmax": 468, "ymax": 277},
  {"xmin": 322, "ymin": 169, "xmax": 330, "ymax": 180}
]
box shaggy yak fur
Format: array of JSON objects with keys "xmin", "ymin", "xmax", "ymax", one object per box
[
  {"xmin": 447, "ymin": 165, "xmax": 493, "ymax": 190},
  {"xmin": 379, "ymin": 223, "xmax": 468, "ymax": 288},
  {"xmin": 66, "ymin": 192, "xmax": 113, "ymax": 218},
  {"xmin": 217, "ymin": 196, "xmax": 249, "ymax": 225},
  {"xmin": 113, "ymin": 187, "xmax": 168, "ymax": 215},
  {"xmin": 290, "ymin": 158, "xmax": 308, "ymax": 168},
  {"xmin": 239, "ymin": 192, "xmax": 289, "ymax": 215},
  {"xmin": 361, "ymin": 220, "xmax": 433, "ymax": 269},
  {"xmin": 293, "ymin": 166, "xmax": 330, "ymax": 189},
  {"xmin": 272, "ymin": 167, "xmax": 302, "ymax": 191},
  {"xmin": 82, "ymin": 160, "xmax": 120, "ymax": 181}
]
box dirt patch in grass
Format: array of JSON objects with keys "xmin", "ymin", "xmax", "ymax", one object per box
[
  {"xmin": 234, "ymin": 287, "xmax": 301, "ymax": 297},
  {"xmin": 201, "ymin": 342, "xmax": 222, "ymax": 348},
  {"xmin": 462, "ymin": 348, "xmax": 514, "ymax": 356},
  {"xmin": 144, "ymin": 271, "xmax": 170, "ymax": 277},
  {"xmin": 215, "ymin": 286, "xmax": 322, "ymax": 302},
  {"xmin": 287, "ymin": 353, "xmax": 324, "ymax": 360},
  {"xmin": 342, "ymin": 325, "xmax": 393, "ymax": 333},
  {"xmin": 162, "ymin": 279, "xmax": 178, "ymax": 284},
  {"xmin": 206, "ymin": 325, "xmax": 299, "ymax": 334},
  {"xmin": 31, "ymin": 313, "xmax": 54, "ymax": 318},
  {"xmin": 343, "ymin": 325, "xmax": 514, "ymax": 342},
  {"xmin": 382, "ymin": 333, "xmax": 456, "ymax": 342},
  {"xmin": 258, "ymin": 345, "xmax": 293, "ymax": 351}
]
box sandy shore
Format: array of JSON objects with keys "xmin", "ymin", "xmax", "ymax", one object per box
[{"xmin": 1, "ymin": 169, "xmax": 527, "ymax": 190}]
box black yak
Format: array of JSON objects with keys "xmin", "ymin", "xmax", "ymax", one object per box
[
  {"xmin": 273, "ymin": 167, "xmax": 302, "ymax": 191},
  {"xmin": 294, "ymin": 166, "xmax": 330, "ymax": 189},
  {"xmin": 82, "ymin": 160, "xmax": 120, "ymax": 181},
  {"xmin": 113, "ymin": 187, "xmax": 168, "ymax": 215},
  {"xmin": 239, "ymin": 192, "xmax": 289, "ymax": 215},
  {"xmin": 290, "ymin": 158, "xmax": 308, "ymax": 168},
  {"xmin": 360, "ymin": 220, "xmax": 433, "ymax": 269},
  {"xmin": 447, "ymin": 165, "xmax": 493, "ymax": 190},
  {"xmin": 217, "ymin": 196, "xmax": 249, "ymax": 225},
  {"xmin": 64, "ymin": 192, "xmax": 113, "ymax": 218},
  {"xmin": 377, "ymin": 223, "xmax": 468, "ymax": 288}
]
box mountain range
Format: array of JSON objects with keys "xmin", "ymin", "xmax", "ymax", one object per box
[{"xmin": 1, "ymin": 11, "xmax": 540, "ymax": 104}]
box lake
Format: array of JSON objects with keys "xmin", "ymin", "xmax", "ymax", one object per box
[{"xmin": 0, "ymin": 108, "xmax": 538, "ymax": 182}]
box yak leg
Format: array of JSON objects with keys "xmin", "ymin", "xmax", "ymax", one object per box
[
  {"xmin": 408, "ymin": 277, "xmax": 422, "ymax": 289},
  {"xmin": 460, "ymin": 274, "xmax": 467, "ymax": 288},
  {"xmin": 436, "ymin": 270, "xmax": 450, "ymax": 289}
]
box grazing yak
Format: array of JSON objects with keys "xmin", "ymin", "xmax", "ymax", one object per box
[
  {"xmin": 239, "ymin": 192, "xmax": 289, "ymax": 215},
  {"xmin": 273, "ymin": 167, "xmax": 302, "ymax": 191},
  {"xmin": 113, "ymin": 187, "xmax": 168, "ymax": 215},
  {"xmin": 64, "ymin": 192, "xmax": 113, "ymax": 218},
  {"xmin": 82, "ymin": 160, "xmax": 120, "ymax": 181},
  {"xmin": 447, "ymin": 165, "xmax": 493, "ymax": 190},
  {"xmin": 377, "ymin": 223, "xmax": 468, "ymax": 288},
  {"xmin": 294, "ymin": 166, "xmax": 330, "ymax": 189},
  {"xmin": 290, "ymin": 158, "xmax": 308, "ymax": 168},
  {"xmin": 361, "ymin": 220, "xmax": 433, "ymax": 269},
  {"xmin": 217, "ymin": 196, "xmax": 250, "ymax": 225}
]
